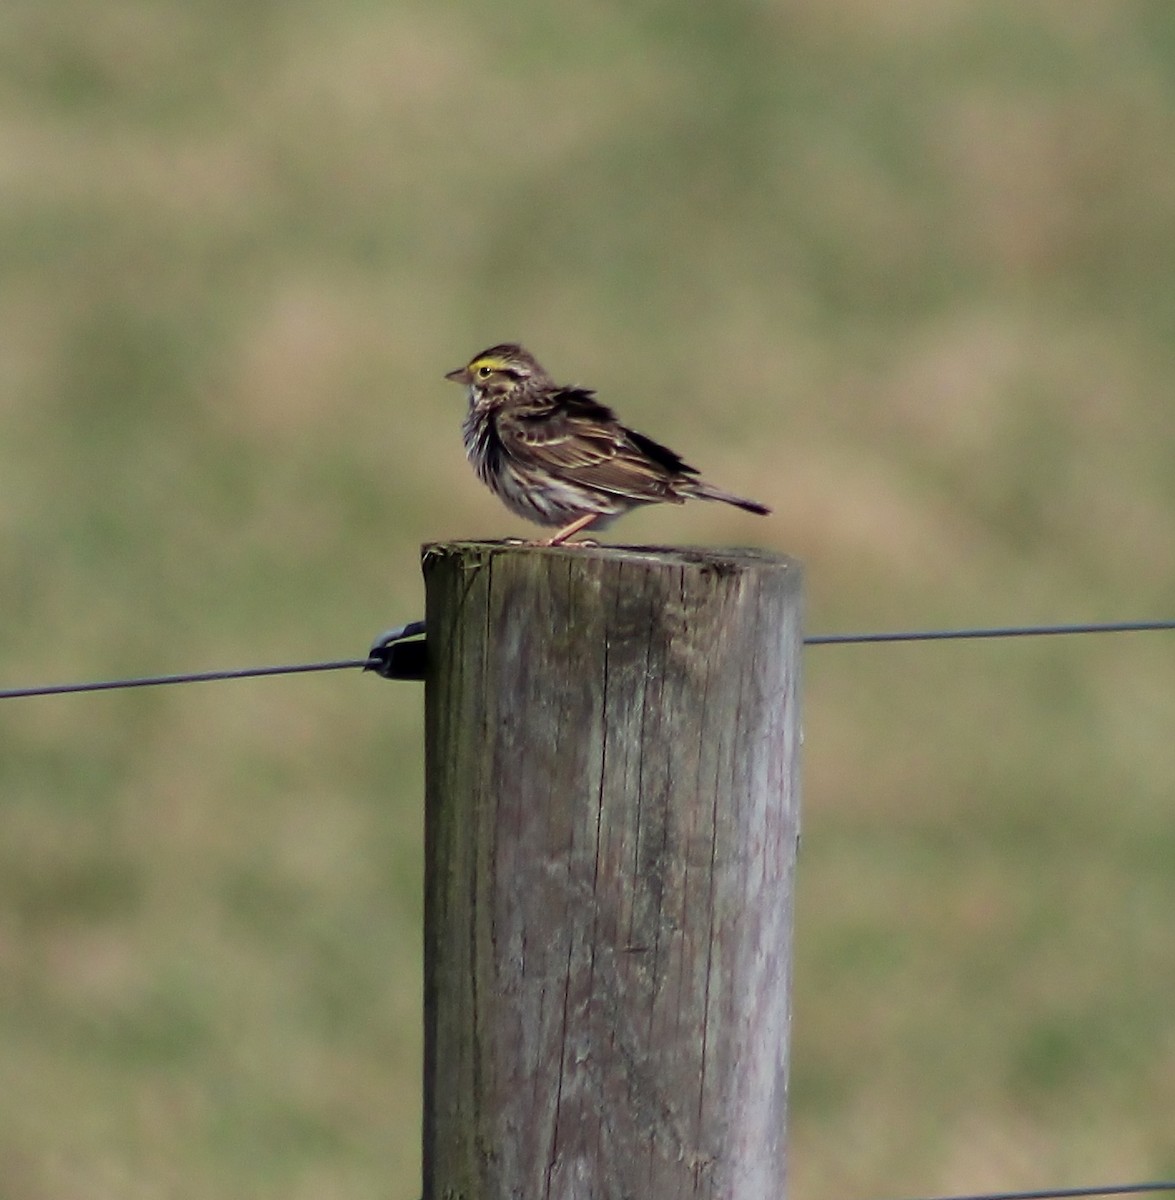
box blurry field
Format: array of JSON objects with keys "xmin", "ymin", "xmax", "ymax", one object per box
[{"xmin": 2, "ymin": 1, "xmax": 1175, "ymax": 1196}]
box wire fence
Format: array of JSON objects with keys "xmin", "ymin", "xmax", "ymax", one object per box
[
  {"xmin": 890, "ymin": 1184, "xmax": 1175, "ymax": 1200},
  {"xmin": 2, "ymin": 611, "xmax": 1171, "ymax": 1199},
  {"xmin": 0, "ymin": 621, "xmax": 427, "ymax": 699},
  {"xmin": 804, "ymin": 618, "xmax": 1175, "ymax": 645},
  {"xmin": 0, "ymin": 617, "xmax": 1171, "ymax": 700},
  {"xmin": 0, "ymin": 658, "xmax": 371, "ymax": 700}
]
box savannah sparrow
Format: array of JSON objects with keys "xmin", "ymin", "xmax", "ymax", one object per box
[{"xmin": 445, "ymin": 344, "xmax": 770, "ymax": 545}]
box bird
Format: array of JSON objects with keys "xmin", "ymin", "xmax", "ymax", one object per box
[{"xmin": 444, "ymin": 344, "xmax": 770, "ymax": 545}]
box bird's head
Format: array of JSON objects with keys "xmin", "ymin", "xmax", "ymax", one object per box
[{"xmin": 444, "ymin": 344, "xmax": 549, "ymax": 399}]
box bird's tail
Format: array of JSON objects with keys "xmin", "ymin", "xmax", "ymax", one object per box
[{"xmin": 687, "ymin": 480, "xmax": 771, "ymax": 516}]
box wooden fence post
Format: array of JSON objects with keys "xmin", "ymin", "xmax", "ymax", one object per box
[{"xmin": 421, "ymin": 541, "xmax": 802, "ymax": 1200}]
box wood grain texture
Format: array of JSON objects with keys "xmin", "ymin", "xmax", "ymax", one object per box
[{"xmin": 422, "ymin": 542, "xmax": 802, "ymax": 1200}]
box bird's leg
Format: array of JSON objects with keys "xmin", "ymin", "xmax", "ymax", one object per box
[{"xmin": 544, "ymin": 513, "xmax": 600, "ymax": 546}]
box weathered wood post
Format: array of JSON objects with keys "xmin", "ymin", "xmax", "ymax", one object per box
[{"xmin": 422, "ymin": 541, "xmax": 801, "ymax": 1200}]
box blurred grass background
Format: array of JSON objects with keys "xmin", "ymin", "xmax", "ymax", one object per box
[{"xmin": 2, "ymin": 0, "xmax": 1175, "ymax": 1196}]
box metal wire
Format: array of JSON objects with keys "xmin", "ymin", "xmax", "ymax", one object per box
[
  {"xmin": 886, "ymin": 1182, "xmax": 1175, "ymax": 1200},
  {"xmin": 804, "ymin": 619, "xmax": 1175, "ymax": 645},
  {"xmin": 1, "ymin": 617, "xmax": 1172, "ymax": 700},
  {"xmin": 0, "ymin": 658, "xmax": 370, "ymax": 700}
]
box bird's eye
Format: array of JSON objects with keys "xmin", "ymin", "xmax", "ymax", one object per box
[{"xmin": 477, "ymin": 365, "xmax": 492, "ymax": 378}]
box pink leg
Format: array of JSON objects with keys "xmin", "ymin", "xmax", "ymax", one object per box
[{"xmin": 544, "ymin": 513, "xmax": 600, "ymax": 546}]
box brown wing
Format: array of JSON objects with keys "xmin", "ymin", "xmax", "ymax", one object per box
[{"xmin": 497, "ymin": 388, "xmax": 699, "ymax": 502}]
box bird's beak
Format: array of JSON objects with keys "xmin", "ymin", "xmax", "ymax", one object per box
[{"xmin": 444, "ymin": 366, "xmax": 470, "ymax": 384}]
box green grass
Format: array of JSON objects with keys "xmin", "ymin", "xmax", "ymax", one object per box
[{"xmin": 3, "ymin": 2, "xmax": 1175, "ymax": 1196}]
